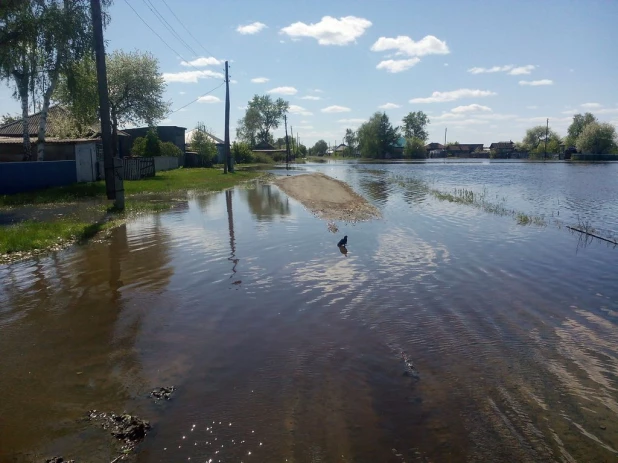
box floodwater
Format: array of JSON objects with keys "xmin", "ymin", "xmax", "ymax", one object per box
[{"xmin": 1, "ymin": 161, "xmax": 617, "ymax": 462}]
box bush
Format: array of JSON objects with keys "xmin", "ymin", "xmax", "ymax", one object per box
[
  {"xmin": 576, "ymin": 122, "xmax": 618, "ymax": 154},
  {"xmin": 145, "ymin": 129, "xmax": 161, "ymax": 157},
  {"xmin": 190, "ymin": 129, "xmax": 218, "ymax": 167},
  {"xmin": 232, "ymin": 142, "xmax": 254, "ymax": 163},
  {"xmin": 403, "ymin": 137, "xmax": 427, "ymax": 159},
  {"xmin": 131, "ymin": 136, "xmax": 147, "ymax": 156},
  {"xmin": 160, "ymin": 141, "xmax": 182, "ymax": 158},
  {"xmin": 252, "ymin": 152, "xmax": 275, "ymax": 164}
]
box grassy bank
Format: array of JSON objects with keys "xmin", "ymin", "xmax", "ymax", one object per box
[
  {"xmin": 0, "ymin": 168, "xmax": 265, "ymax": 262},
  {"xmin": 0, "ymin": 168, "xmax": 263, "ymax": 207}
]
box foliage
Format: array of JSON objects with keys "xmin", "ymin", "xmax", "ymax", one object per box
[
  {"xmin": 0, "ymin": 113, "xmax": 20, "ymax": 126},
  {"xmin": 237, "ymin": 95, "xmax": 289, "ymax": 146},
  {"xmin": 252, "ymin": 152, "xmax": 276, "ymax": 164},
  {"xmin": 565, "ymin": 112, "xmax": 597, "ymax": 147},
  {"xmin": 576, "ymin": 122, "xmax": 618, "ymax": 154},
  {"xmin": 190, "ymin": 122, "xmax": 218, "ymax": 167},
  {"xmin": 521, "ymin": 125, "xmax": 561, "ymax": 155},
  {"xmin": 231, "ymin": 141, "xmax": 254, "ymax": 163},
  {"xmin": 344, "ymin": 128, "xmax": 357, "ymax": 156},
  {"xmin": 312, "ymin": 139, "xmax": 328, "ymax": 155},
  {"xmin": 297, "ymin": 144, "xmax": 307, "ymax": 157},
  {"xmin": 47, "ymin": 111, "xmax": 89, "ymax": 138},
  {"xmin": 446, "ymin": 141, "xmax": 459, "ymax": 146},
  {"xmin": 402, "ymin": 111, "xmax": 430, "ymax": 142},
  {"xmin": 403, "ymin": 137, "xmax": 427, "ymax": 159},
  {"xmin": 160, "ymin": 141, "xmax": 182, "ymax": 158},
  {"xmin": 357, "ymin": 112, "xmax": 400, "ymax": 159},
  {"xmin": 131, "ymin": 137, "xmax": 147, "ymax": 156},
  {"xmin": 145, "ymin": 128, "xmax": 161, "ymax": 157},
  {"xmin": 54, "ymin": 57, "xmax": 99, "ymax": 132}
]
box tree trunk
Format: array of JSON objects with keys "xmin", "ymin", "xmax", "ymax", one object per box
[
  {"xmin": 37, "ymin": 69, "xmax": 59, "ymax": 161},
  {"xmin": 13, "ymin": 71, "xmax": 31, "ymax": 161}
]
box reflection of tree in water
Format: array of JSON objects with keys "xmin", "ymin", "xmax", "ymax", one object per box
[
  {"xmin": 0, "ymin": 219, "xmax": 174, "ymax": 459},
  {"xmin": 360, "ymin": 178, "xmax": 391, "ymax": 204},
  {"xmin": 402, "ymin": 178, "xmax": 429, "ymax": 205},
  {"xmin": 241, "ymin": 184, "xmax": 291, "ymax": 221},
  {"xmin": 194, "ymin": 191, "xmax": 220, "ymax": 213}
]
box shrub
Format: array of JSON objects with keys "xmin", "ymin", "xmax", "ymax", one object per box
[
  {"xmin": 145, "ymin": 129, "xmax": 161, "ymax": 157},
  {"xmin": 252, "ymin": 152, "xmax": 275, "ymax": 164},
  {"xmin": 232, "ymin": 142, "xmax": 254, "ymax": 163},
  {"xmin": 403, "ymin": 137, "xmax": 427, "ymax": 159},
  {"xmin": 131, "ymin": 136, "xmax": 147, "ymax": 156},
  {"xmin": 160, "ymin": 141, "xmax": 182, "ymax": 158}
]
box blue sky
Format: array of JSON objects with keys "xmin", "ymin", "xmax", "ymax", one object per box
[{"xmin": 2, "ymin": 0, "xmax": 617, "ymax": 146}]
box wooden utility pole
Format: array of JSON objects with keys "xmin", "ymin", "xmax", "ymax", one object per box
[
  {"xmin": 224, "ymin": 61, "xmax": 232, "ymax": 173},
  {"xmin": 290, "ymin": 125, "xmax": 295, "ymax": 162},
  {"xmin": 91, "ymin": 0, "xmax": 123, "ymax": 208},
  {"xmin": 544, "ymin": 118, "xmax": 549, "ymax": 160},
  {"xmin": 284, "ymin": 114, "xmax": 290, "ymax": 167}
]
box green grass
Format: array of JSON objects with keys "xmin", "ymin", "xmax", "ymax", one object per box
[
  {"xmin": 0, "ymin": 219, "xmax": 117, "ymax": 255},
  {"xmin": 0, "ymin": 168, "xmax": 263, "ymax": 207}
]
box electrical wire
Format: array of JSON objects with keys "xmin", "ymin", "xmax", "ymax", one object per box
[
  {"xmin": 160, "ymin": 0, "xmax": 217, "ymax": 58},
  {"xmin": 167, "ymin": 82, "xmax": 225, "ymax": 115},
  {"xmin": 141, "ymin": 0, "xmax": 198, "ymax": 57}
]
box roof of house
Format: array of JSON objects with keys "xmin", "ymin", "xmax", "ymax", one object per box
[
  {"xmin": 185, "ymin": 129, "xmax": 224, "ymax": 145},
  {"xmin": 334, "ymin": 143, "xmax": 347, "ymax": 151},
  {"xmin": 0, "ymin": 105, "xmax": 129, "ymax": 138},
  {"xmin": 253, "ymin": 141, "xmax": 275, "ymax": 150},
  {"xmin": 447, "ymin": 143, "xmax": 483, "ymax": 152},
  {"xmin": 490, "ymin": 141, "xmax": 514, "ymax": 149},
  {"xmin": 0, "ymin": 136, "xmax": 98, "ymax": 144}
]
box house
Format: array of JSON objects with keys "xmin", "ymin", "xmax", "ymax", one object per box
[
  {"xmin": 334, "ymin": 143, "xmax": 347, "ymax": 154},
  {"xmin": 123, "ymin": 125, "xmax": 187, "ymax": 156},
  {"xmin": 0, "ymin": 105, "xmax": 130, "ymax": 160},
  {"xmin": 425, "ymin": 142, "xmax": 444, "ymax": 151},
  {"xmin": 489, "ymin": 141, "xmax": 515, "ymax": 156},
  {"xmin": 446, "ymin": 144, "xmax": 485, "ymax": 157},
  {"xmin": 185, "ymin": 129, "xmax": 226, "ymax": 163}
]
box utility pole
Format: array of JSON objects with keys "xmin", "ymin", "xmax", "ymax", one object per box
[
  {"xmin": 284, "ymin": 114, "xmax": 290, "ymax": 168},
  {"xmin": 224, "ymin": 61, "xmax": 232, "ymax": 173},
  {"xmin": 91, "ymin": 0, "xmax": 123, "ymax": 209},
  {"xmin": 290, "ymin": 125, "xmax": 294, "ymax": 162},
  {"xmin": 544, "ymin": 118, "xmax": 549, "ymax": 160}
]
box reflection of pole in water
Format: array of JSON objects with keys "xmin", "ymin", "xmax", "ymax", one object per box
[{"xmin": 226, "ymin": 190, "xmax": 238, "ymax": 276}]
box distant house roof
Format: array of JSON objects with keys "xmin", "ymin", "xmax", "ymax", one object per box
[
  {"xmin": 394, "ymin": 137, "xmax": 406, "ymax": 149},
  {"xmin": 490, "ymin": 141, "xmax": 514, "ymax": 149},
  {"xmin": 0, "ymin": 105, "xmax": 129, "ymax": 138},
  {"xmin": 334, "ymin": 143, "xmax": 347, "ymax": 151},
  {"xmin": 253, "ymin": 141, "xmax": 275, "ymax": 150},
  {"xmin": 425, "ymin": 142, "xmax": 444, "ymax": 150},
  {"xmin": 447, "ymin": 143, "xmax": 483, "ymax": 152},
  {"xmin": 185, "ymin": 129, "xmax": 224, "ymax": 145}
]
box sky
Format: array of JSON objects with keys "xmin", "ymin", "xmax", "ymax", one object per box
[{"xmin": 1, "ymin": 0, "xmax": 618, "ymax": 147}]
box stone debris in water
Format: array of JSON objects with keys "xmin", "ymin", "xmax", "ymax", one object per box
[
  {"xmin": 87, "ymin": 410, "xmax": 151, "ymax": 451},
  {"xmin": 150, "ymin": 386, "xmax": 176, "ymax": 401},
  {"xmin": 401, "ymin": 350, "xmax": 420, "ymax": 379},
  {"xmin": 46, "ymin": 458, "xmax": 75, "ymax": 463}
]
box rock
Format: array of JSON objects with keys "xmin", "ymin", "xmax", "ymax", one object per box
[
  {"xmin": 46, "ymin": 458, "xmax": 75, "ymax": 463},
  {"xmin": 150, "ymin": 386, "xmax": 175, "ymax": 401},
  {"xmin": 87, "ymin": 410, "xmax": 151, "ymax": 452},
  {"xmin": 600, "ymin": 425, "xmax": 606, "ymax": 430}
]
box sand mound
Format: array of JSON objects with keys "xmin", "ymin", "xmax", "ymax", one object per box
[{"xmin": 274, "ymin": 173, "xmax": 380, "ymax": 222}]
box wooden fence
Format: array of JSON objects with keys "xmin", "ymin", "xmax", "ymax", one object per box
[{"xmin": 123, "ymin": 157, "xmax": 155, "ymax": 180}]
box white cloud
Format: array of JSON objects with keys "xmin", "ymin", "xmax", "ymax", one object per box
[
  {"xmin": 451, "ymin": 104, "xmax": 492, "ymax": 113},
  {"xmin": 519, "ymin": 79, "xmax": 553, "ymax": 86},
  {"xmin": 526, "ymin": 105, "xmax": 538, "ymax": 109},
  {"xmin": 300, "ymin": 95, "xmax": 322, "ymax": 100},
  {"xmin": 180, "ymin": 57, "xmax": 222, "ymax": 67},
  {"xmin": 322, "ymin": 105, "xmax": 351, "ymax": 113},
  {"xmin": 378, "ymin": 103, "xmax": 401, "ymax": 110},
  {"xmin": 376, "ymin": 58, "xmax": 420, "ymax": 73},
  {"xmin": 581, "ymin": 102, "xmax": 601, "ymax": 109},
  {"xmin": 597, "ymin": 108, "xmax": 618, "ymax": 115},
  {"xmin": 468, "ymin": 65, "xmax": 513, "ymax": 74},
  {"xmin": 288, "ymin": 105, "xmax": 313, "ymax": 116},
  {"xmin": 198, "ymin": 95, "xmax": 221, "ymax": 104},
  {"xmin": 251, "ymin": 77, "xmax": 270, "ymax": 83},
  {"xmin": 451, "ymin": 119, "xmax": 488, "ymax": 126},
  {"xmin": 267, "ymin": 86, "xmax": 298, "ymax": 95},
  {"xmin": 236, "ymin": 22, "xmax": 267, "ymax": 35},
  {"xmin": 517, "ymin": 116, "xmax": 571, "ymax": 123},
  {"xmin": 337, "ymin": 118, "xmax": 365, "ymax": 124},
  {"xmin": 444, "ymin": 63, "xmax": 449, "ymax": 67},
  {"xmin": 410, "ymin": 88, "xmax": 497, "ymax": 104},
  {"xmin": 163, "ymin": 70, "xmax": 224, "ymax": 83},
  {"xmin": 179, "ymin": 91, "xmax": 186, "ymax": 95},
  {"xmin": 296, "ymin": 125, "xmax": 314, "ymax": 130},
  {"xmin": 312, "ymin": 89, "xmax": 324, "ymax": 93},
  {"xmin": 231, "ymin": 79, "xmax": 238, "ymax": 84},
  {"xmin": 371, "ymin": 35, "xmax": 449, "ymax": 57},
  {"xmin": 280, "ymin": 16, "xmax": 372, "ymax": 46},
  {"xmin": 509, "ymin": 65, "xmax": 536, "ymax": 75}
]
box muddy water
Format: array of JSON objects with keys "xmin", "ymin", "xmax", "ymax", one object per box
[{"xmin": 1, "ymin": 162, "xmax": 618, "ymax": 462}]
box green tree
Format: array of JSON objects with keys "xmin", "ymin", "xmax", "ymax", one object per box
[
  {"xmin": 0, "ymin": 113, "xmax": 20, "ymax": 126},
  {"xmin": 190, "ymin": 122, "xmax": 218, "ymax": 167},
  {"xmin": 576, "ymin": 122, "xmax": 618, "ymax": 154},
  {"xmin": 565, "ymin": 112, "xmax": 597, "ymax": 148},
  {"xmin": 404, "ymin": 137, "xmax": 427, "ymax": 159},
  {"xmin": 160, "ymin": 141, "xmax": 182, "ymax": 158},
  {"xmin": 131, "ymin": 136, "xmax": 147, "ymax": 156},
  {"xmin": 231, "ymin": 141, "xmax": 254, "ymax": 164},
  {"xmin": 238, "ymin": 95, "xmax": 289, "ymax": 145},
  {"xmin": 145, "ymin": 128, "xmax": 161, "ymax": 157},
  {"xmin": 344, "ymin": 128, "xmax": 357, "ymax": 156},
  {"xmin": 313, "ymin": 139, "xmax": 328, "ymax": 155},
  {"xmin": 55, "ymin": 51, "xmax": 170, "ymax": 157},
  {"xmin": 402, "ymin": 111, "xmax": 430, "ymax": 142},
  {"xmin": 522, "ymin": 125, "xmax": 561, "ymax": 156},
  {"xmin": 358, "ymin": 112, "xmax": 400, "ymax": 159}
]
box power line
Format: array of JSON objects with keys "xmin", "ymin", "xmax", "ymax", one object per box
[
  {"xmin": 141, "ymin": 0, "xmax": 198, "ymax": 57},
  {"xmin": 168, "ymin": 82, "xmax": 225, "ymax": 115},
  {"xmin": 160, "ymin": 0, "xmax": 217, "ymax": 58}
]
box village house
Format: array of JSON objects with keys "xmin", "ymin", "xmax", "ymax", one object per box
[
  {"xmin": 489, "ymin": 141, "xmax": 515, "ymax": 156},
  {"xmin": 446, "ymin": 143, "xmax": 485, "ymax": 158}
]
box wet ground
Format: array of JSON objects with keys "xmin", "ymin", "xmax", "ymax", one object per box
[{"xmin": 1, "ymin": 161, "xmax": 617, "ymax": 462}]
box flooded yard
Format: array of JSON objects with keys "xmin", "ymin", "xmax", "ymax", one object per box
[{"xmin": 1, "ymin": 161, "xmax": 617, "ymax": 462}]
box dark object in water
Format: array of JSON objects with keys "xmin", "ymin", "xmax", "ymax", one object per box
[
  {"xmin": 150, "ymin": 385, "xmax": 175, "ymax": 400},
  {"xmin": 87, "ymin": 410, "xmax": 151, "ymax": 451},
  {"xmin": 46, "ymin": 458, "xmax": 74, "ymax": 463},
  {"xmin": 401, "ymin": 351, "xmax": 420, "ymax": 379},
  {"xmin": 337, "ymin": 235, "xmax": 348, "ymax": 247},
  {"xmin": 339, "ymin": 245, "xmax": 348, "ymax": 256}
]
